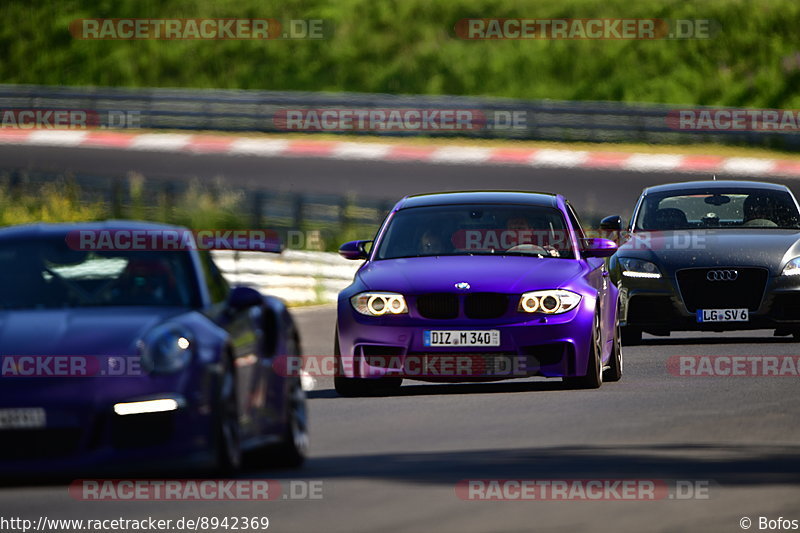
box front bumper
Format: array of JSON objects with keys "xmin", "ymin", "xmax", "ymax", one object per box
[
  {"xmin": 0, "ymin": 374, "xmax": 217, "ymax": 476},
  {"xmin": 337, "ymin": 300, "xmax": 596, "ymax": 382},
  {"xmin": 619, "ymin": 272, "xmax": 800, "ymax": 333}
]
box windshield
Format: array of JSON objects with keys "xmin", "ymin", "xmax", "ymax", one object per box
[
  {"xmin": 0, "ymin": 238, "xmax": 199, "ymax": 310},
  {"xmin": 635, "ymin": 188, "xmax": 800, "ymax": 230},
  {"xmin": 375, "ymin": 204, "xmax": 575, "ymax": 259}
]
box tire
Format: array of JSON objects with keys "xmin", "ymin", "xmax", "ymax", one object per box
[
  {"xmin": 273, "ymin": 378, "xmax": 308, "ymax": 468},
  {"xmin": 250, "ymin": 332, "xmax": 308, "ymax": 469},
  {"xmin": 214, "ymin": 355, "xmax": 242, "ymax": 473},
  {"xmin": 564, "ymin": 312, "xmax": 603, "ymax": 389},
  {"xmin": 621, "ymin": 326, "xmax": 642, "ymax": 346},
  {"xmin": 603, "ymin": 320, "xmax": 623, "ymax": 382},
  {"xmin": 333, "ymin": 327, "xmax": 402, "ymax": 397}
]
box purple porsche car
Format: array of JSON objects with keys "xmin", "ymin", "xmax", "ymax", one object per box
[
  {"xmin": 335, "ymin": 191, "xmax": 621, "ymax": 396},
  {"xmin": 0, "ymin": 221, "xmax": 307, "ymax": 475}
]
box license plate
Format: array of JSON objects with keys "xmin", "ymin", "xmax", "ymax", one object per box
[
  {"xmin": 696, "ymin": 308, "xmax": 749, "ymax": 322},
  {"xmin": 424, "ymin": 330, "xmax": 500, "ymax": 347},
  {"xmin": 0, "ymin": 408, "xmax": 46, "ymax": 429}
]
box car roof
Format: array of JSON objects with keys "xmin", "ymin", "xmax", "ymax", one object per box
[
  {"xmin": 396, "ymin": 190, "xmax": 562, "ymax": 210},
  {"xmin": 0, "ymin": 220, "xmax": 189, "ymax": 241},
  {"xmin": 643, "ymin": 180, "xmax": 791, "ymax": 195}
]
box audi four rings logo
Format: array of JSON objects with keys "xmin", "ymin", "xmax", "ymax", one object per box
[{"xmin": 706, "ymin": 269, "xmax": 738, "ymax": 281}]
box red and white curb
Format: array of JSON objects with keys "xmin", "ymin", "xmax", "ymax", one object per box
[{"xmin": 2, "ymin": 129, "xmax": 799, "ymax": 177}]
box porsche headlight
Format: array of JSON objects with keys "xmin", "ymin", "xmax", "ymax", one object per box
[
  {"xmin": 139, "ymin": 324, "xmax": 193, "ymax": 374},
  {"xmin": 350, "ymin": 292, "xmax": 408, "ymax": 316},
  {"xmin": 619, "ymin": 258, "xmax": 662, "ymax": 279},
  {"xmin": 518, "ymin": 290, "xmax": 582, "ymax": 314},
  {"xmin": 782, "ymin": 257, "xmax": 800, "ymax": 276}
]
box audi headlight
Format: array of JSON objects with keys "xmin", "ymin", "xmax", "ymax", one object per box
[
  {"xmin": 518, "ymin": 290, "xmax": 582, "ymax": 314},
  {"xmin": 139, "ymin": 324, "xmax": 193, "ymax": 374},
  {"xmin": 782, "ymin": 257, "xmax": 800, "ymax": 276},
  {"xmin": 350, "ymin": 292, "xmax": 408, "ymax": 316},
  {"xmin": 619, "ymin": 258, "xmax": 662, "ymax": 279}
]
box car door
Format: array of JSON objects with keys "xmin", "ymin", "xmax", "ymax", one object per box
[{"xmin": 199, "ymin": 252, "xmax": 263, "ymax": 440}]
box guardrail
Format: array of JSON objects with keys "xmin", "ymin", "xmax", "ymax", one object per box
[
  {"xmin": 1, "ymin": 84, "xmax": 798, "ymax": 150},
  {"xmin": 212, "ymin": 250, "xmax": 359, "ymax": 304}
]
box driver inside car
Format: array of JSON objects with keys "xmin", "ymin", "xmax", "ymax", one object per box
[{"xmin": 742, "ymin": 194, "xmax": 778, "ymax": 227}]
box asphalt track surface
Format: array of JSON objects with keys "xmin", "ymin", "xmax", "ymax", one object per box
[
  {"xmin": 0, "ymin": 145, "xmax": 799, "ymax": 532},
  {"xmin": 7, "ymin": 143, "xmax": 800, "ymax": 218}
]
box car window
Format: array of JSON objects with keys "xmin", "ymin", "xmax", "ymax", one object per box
[
  {"xmin": 374, "ymin": 204, "xmax": 575, "ymax": 259},
  {"xmin": 635, "ymin": 189, "xmax": 800, "ymax": 230},
  {"xmin": 199, "ymin": 251, "xmax": 230, "ymax": 304},
  {"xmin": 0, "ymin": 238, "xmax": 199, "ymax": 309}
]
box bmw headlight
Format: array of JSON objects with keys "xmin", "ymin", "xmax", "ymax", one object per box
[
  {"xmin": 139, "ymin": 324, "xmax": 193, "ymax": 374},
  {"xmin": 351, "ymin": 292, "xmax": 408, "ymax": 316},
  {"xmin": 518, "ymin": 290, "xmax": 582, "ymax": 314},
  {"xmin": 782, "ymin": 257, "xmax": 800, "ymax": 276},
  {"xmin": 620, "ymin": 258, "xmax": 662, "ymax": 279}
]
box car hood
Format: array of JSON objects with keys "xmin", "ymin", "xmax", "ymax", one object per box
[
  {"xmin": 0, "ymin": 307, "xmax": 187, "ymax": 356},
  {"xmin": 357, "ymin": 255, "xmax": 587, "ymax": 294},
  {"xmin": 618, "ymin": 229, "xmax": 800, "ymax": 273}
]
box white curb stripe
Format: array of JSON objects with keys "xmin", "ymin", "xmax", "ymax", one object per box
[
  {"xmin": 622, "ymin": 153, "xmax": 685, "ymax": 172},
  {"xmin": 26, "ymin": 130, "xmax": 89, "ymax": 146},
  {"xmin": 530, "ymin": 149, "xmax": 589, "ymax": 167},
  {"xmin": 721, "ymin": 157, "xmax": 776, "ymax": 175},
  {"xmin": 228, "ymin": 138, "xmax": 291, "ymax": 156},
  {"xmin": 331, "ymin": 142, "xmax": 392, "ymax": 160},
  {"xmin": 429, "ymin": 146, "xmax": 494, "ymax": 163},
  {"xmin": 129, "ymin": 134, "xmax": 192, "ymax": 151}
]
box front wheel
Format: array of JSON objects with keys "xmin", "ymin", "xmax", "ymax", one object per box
[
  {"xmin": 564, "ymin": 312, "xmax": 603, "ymax": 389},
  {"xmin": 603, "ymin": 320, "xmax": 623, "ymax": 382},
  {"xmin": 214, "ymin": 356, "xmax": 242, "ymax": 473}
]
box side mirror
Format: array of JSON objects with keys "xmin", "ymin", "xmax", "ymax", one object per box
[
  {"xmin": 599, "ymin": 215, "xmax": 623, "ymax": 231},
  {"xmin": 599, "ymin": 215, "xmax": 624, "ymax": 243},
  {"xmin": 338, "ymin": 240, "xmax": 372, "ymax": 260},
  {"xmin": 581, "ymin": 238, "xmax": 618, "ymax": 258},
  {"xmin": 227, "ymin": 286, "xmax": 262, "ymax": 310}
]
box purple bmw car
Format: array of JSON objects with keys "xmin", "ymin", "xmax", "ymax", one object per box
[
  {"xmin": 0, "ymin": 221, "xmax": 307, "ymax": 475},
  {"xmin": 335, "ymin": 191, "xmax": 621, "ymax": 396}
]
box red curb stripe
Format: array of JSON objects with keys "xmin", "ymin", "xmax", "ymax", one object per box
[
  {"xmin": 82, "ymin": 132, "xmax": 136, "ymax": 147},
  {"xmin": 0, "ymin": 130, "xmax": 33, "ymax": 142},
  {"xmin": 583, "ymin": 152, "xmax": 634, "ymax": 167},
  {"xmin": 385, "ymin": 145, "xmax": 438, "ymax": 160},
  {"xmin": 773, "ymin": 160, "xmax": 800, "ymax": 176},
  {"xmin": 487, "ymin": 149, "xmax": 538, "ymax": 163},
  {"xmin": 676, "ymin": 155, "xmax": 726, "ymax": 171},
  {"xmin": 185, "ymin": 135, "xmax": 235, "ymax": 153},
  {"xmin": 284, "ymin": 140, "xmax": 337, "ymax": 156}
]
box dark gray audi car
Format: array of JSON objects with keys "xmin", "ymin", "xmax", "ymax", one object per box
[{"xmin": 602, "ymin": 180, "xmax": 800, "ymax": 344}]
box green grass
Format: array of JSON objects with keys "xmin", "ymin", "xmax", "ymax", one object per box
[{"xmin": 2, "ymin": 0, "xmax": 799, "ymax": 107}]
